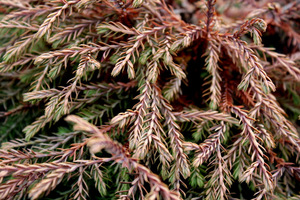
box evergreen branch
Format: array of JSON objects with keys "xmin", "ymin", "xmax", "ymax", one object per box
[
  {"xmin": 204, "ymin": 143, "xmax": 232, "ymax": 200},
  {"xmin": 159, "ymin": 86, "xmax": 190, "ymax": 192},
  {"xmin": 254, "ymin": 46, "xmax": 300, "ymax": 81},
  {"xmin": 231, "ymin": 106, "xmax": 274, "ymax": 196},
  {"xmin": 92, "ymin": 163, "xmax": 107, "ymax": 196},
  {"xmin": 23, "ymin": 81, "xmax": 135, "ymax": 140},
  {"xmin": 250, "ymin": 80, "xmax": 300, "ymax": 152},
  {"xmin": 34, "ymin": 0, "xmax": 79, "ymax": 40},
  {"xmin": 206, "ymin": 0, "xmax": 216, "ymax": 35},
  {"xmin": 66, "ymin": 115, "xmax": 180, "ymax": 200},
  {"xmin": 0, "ymin": 20, "xmax": 39, "ymax": 31},
  {"xmin": 174, "ymin": 109, "xmax": 239, "ymax": 124},
  {"xmin": 28, "ymin": 168, "xmax": 69, "ymax": 199},
  {"xmin": 219, "ymin": 35, "xmax": 275, "ymax": 93},
  {"xmin": 0, "ymin": 0, "xmax": 299, "ymax": 199},
  {"xmin": 163, "ymin": 77, "xmax": 182, "ymax": 101},
  {"xmin": 71, "ymin": 166, "xmax": 89, "ymax": 200},
  {"xmin": 0, "ymin": 149, "xmax": 63, "ymax": 165},
  {"xmin": 49, "ymin": 19, "xmax": 102, "ymax": 46},
  {"xmin": 0, "ymin": 173, "xmax": 43, "ymax": 200},
  {"xmin": 233, "ymin": 18, "xmax": 266, "ymax": 45},
  {"xmin": 134, "ymin": 83, "xmax": 172, "ymax": 170},
  {"xmin": 129, "ymin": 80, "xmax": 151, "ymax": 149},
  {"xmin": 170, "ymin": 25, "xmax": 203, "ymax": 52},
  {"xmin": 3, "ymin": 6, "xmax": 55, "ymax": 21},
  {"xmin": 203, "ymin": 40, "xmax": 221, "ymax": 110},
  {"xmin": 190, "ymin": 123, "xmax": 225, "ymax": 167},
  {"xmin": 3, "ymin": 35, "xmax": 34, "ymax": 63}
]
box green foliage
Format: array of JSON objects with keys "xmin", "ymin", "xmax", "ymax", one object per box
[{"xmin": 0, "ymin": 0, "xmax": 300, "ymax": 200}]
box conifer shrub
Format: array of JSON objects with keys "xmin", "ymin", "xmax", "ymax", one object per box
[{"xmin": 0, "ymin": 0, "xmax": 300, "ymax": 199}]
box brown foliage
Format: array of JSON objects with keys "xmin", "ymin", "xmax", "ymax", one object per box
[{"xmin": 0, "ymin": 0, "xmax": 299, "ymax": 199}]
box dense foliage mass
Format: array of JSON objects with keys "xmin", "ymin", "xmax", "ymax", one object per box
[{"xmin": 0, "ymin": 0, "xmax": 300, "ymax": 199}]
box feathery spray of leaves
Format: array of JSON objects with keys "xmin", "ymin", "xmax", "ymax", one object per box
[{"xmin": 0, "ymin": 0, "xmax": 300, "ymax": 199}]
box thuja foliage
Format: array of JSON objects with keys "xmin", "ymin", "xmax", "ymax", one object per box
[{"xmin": 0, "ymin": 0, "xmax": 300, "ymax": 199}]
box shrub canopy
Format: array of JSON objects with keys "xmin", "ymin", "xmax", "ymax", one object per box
[{"xmin": 0, "ymin": 0, "xmax": 300, "ymax": 199}]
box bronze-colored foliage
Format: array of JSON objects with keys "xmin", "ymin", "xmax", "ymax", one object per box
[{"xmin": 0, "ymin": 0, "xmax": 299, "ymax": 199}]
